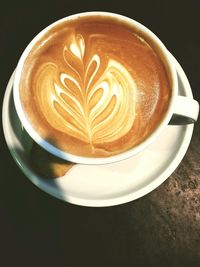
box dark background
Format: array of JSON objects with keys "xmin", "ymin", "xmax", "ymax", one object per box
[{"xmin": 0, "ymin": 1, "xmax": 200, "ymax": 267}]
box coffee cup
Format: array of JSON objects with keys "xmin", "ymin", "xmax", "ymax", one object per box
[{"xmin": 13, "ymin": 12, "xmax": 199, "ymax": 164}]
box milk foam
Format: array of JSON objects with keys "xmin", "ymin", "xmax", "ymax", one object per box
[
  {"xmin": 19, "ymin": 16, "xmax": 170, "ymax": 157},
  {"xmin": 36, "ymin": 34, "xmax": 137, "ymax": 145}
]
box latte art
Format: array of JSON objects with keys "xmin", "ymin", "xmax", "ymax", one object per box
[
  {"xmin": 37, "ymin": 34, "xmax": 137, "ymax": 146},
  {"xmin": 19, "ymin": 16, "xmax": 171, "ymax": 157}
]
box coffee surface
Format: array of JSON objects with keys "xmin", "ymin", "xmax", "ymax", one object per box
[{"xmin": 20, "ymin": 15, "xmax": 171, "ymax": 157}]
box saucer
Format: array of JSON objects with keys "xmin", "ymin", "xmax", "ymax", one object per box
[{"xmin": 2, "ymin": 55, "xmax": 194, "ymax": 207}]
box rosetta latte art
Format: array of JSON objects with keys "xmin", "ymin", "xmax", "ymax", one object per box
[
  {"xmin": 37, "ymin": 34, "xmax": 137, "ymax": 145},
  {"xmin": 20, "ymin": 17, "xmax": 171, "ymax": 157}
]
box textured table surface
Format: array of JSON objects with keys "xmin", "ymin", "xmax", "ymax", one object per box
[{"xmin": 0, "ymin": 1, "xmax": 199, "ymax": 267}]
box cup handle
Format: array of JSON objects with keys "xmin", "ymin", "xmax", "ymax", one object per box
[{"xmin": 170, "ymin": 96, "xmax": 199, "ymax": 124}]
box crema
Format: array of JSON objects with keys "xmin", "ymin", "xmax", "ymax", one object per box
[{"xmin": 19, "ymin": 15, "xmax": 171, "ymax": 157}]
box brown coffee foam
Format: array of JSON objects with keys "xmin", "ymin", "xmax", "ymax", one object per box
[{"xmin": 19, "ymin": 15, "xmax": 171, "ymax": 157}]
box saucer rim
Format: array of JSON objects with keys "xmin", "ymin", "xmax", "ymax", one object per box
[{"xmin": 2, "ymin": 54, "xmax": 194, "ymax": 207}]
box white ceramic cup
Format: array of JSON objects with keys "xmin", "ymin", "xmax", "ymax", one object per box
[{"xmin": 13, "ymin": 12, "xmax": 199, "ymax": 165}]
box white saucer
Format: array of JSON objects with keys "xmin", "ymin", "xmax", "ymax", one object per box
[{"xmin": 2, "ymin": 55, "xmax": 194, "ymax": 207}]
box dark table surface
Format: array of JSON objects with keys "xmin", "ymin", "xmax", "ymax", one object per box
[{"xmin": 0, "ymin": 1, "xmax": 200, "ymax": 267}]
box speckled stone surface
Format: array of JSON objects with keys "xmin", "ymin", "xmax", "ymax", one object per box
[{"xmin": 136, "ymin": 122, "xmax": 200, "ymax": 266}]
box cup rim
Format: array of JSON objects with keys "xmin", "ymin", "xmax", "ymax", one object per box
[{"xmin": 13, "ymin": 11, "xmax": 178, "ymax": 164}]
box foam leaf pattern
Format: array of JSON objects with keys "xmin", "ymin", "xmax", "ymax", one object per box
[{"xmin": 38, "ymin": 34, "xmax": 137, "ymax": 145}]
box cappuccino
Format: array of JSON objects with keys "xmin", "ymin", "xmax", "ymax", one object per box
[{"xmin": 19, "ymin": 15, "xmax": 171, "ymax": 157}]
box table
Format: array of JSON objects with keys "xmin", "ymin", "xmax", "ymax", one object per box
[{"xmin": 0, "ymin": 1, "xmax": 199, "ymax": 266}]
